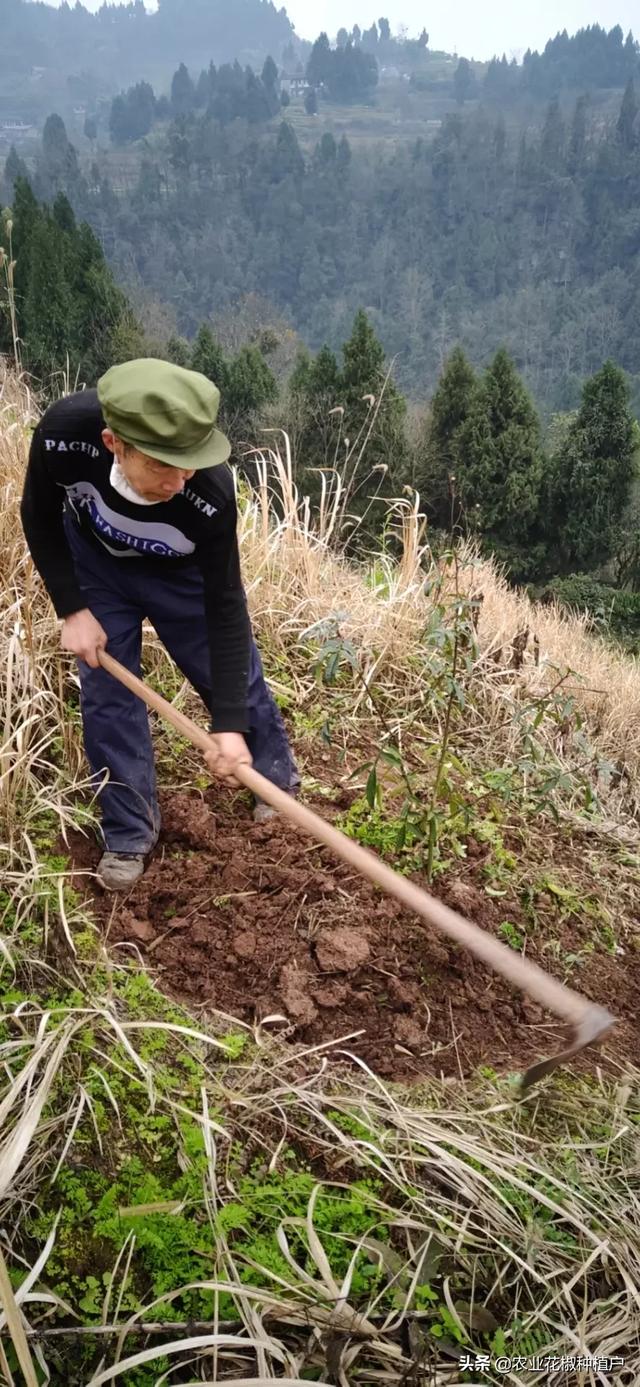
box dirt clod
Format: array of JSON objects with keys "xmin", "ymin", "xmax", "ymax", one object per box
[
  {"xmin": 279, "ymin": 962, "xmax": 318, "ymax": 1025},
  {"xmin": 232, "ymin": 929, "xmax": 257, "ymax": 960},
  {"xmin": 310, "ymin": 980, "xmax": 349, "ymax": 1009},
  {"xmin": 388, "ymin": 977, "xmax": 421, "ymax": 1008},
  {"xmin": 394, "ymin": 1015, "xmax": 425, "ymax": 1051},
  {"xmin": 315, "ymin": 925, "xmax": 371, "ymax": 973},
  {"xmin": 162, "ymin": 792, "xmax": 217, "ymax": 849},
  {"xmin": 120, "ymin": 910, "xmax": 156, "ymax": 944}
]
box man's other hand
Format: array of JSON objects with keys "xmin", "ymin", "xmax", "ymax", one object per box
[
  {"xmin": 61, "ymin": 609, "xmax": 108, "ymax": 668},
  {"xmin": 205, "ymin": 732, "xmax": 252, "ymax": 786}
]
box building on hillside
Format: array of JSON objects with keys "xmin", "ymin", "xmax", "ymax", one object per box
[
  {"xmin": 280, "ymin": 74, "xmax": 310, "ymax": 99},
  {"xmin": 0, "ymin": 120, "xmax": 35, "ymax": 139}
]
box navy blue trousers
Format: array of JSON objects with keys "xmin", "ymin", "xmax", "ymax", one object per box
[{"xmin": 66, "ymin": 521, "xmax": 299, "ymax": 853}]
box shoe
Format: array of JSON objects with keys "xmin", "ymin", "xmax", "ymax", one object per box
[
  {"xmin": 97, "ymin": 852, "xmax": 145, "ymax": 891},
  {"xmin": 253, "ymin": 800, "xmax": 278, "ymax": 824}
]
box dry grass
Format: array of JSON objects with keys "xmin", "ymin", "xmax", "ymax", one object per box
[
  {"xmin": 1, "ymin": 366, "xmax": 640, "ymax": 1382},
  {"xmin": 240, "ymin": 439, "xmax": 640, "ymax": 829}
]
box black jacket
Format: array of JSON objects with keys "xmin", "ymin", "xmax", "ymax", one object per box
[{"xmin": 21, "ymin": 389, "xmax": 251, "ymax": 732}]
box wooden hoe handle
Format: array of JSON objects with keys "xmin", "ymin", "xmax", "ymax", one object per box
[{"xmin": 98, "ymin": 649, "xmax": 615, "ymax": 1089}]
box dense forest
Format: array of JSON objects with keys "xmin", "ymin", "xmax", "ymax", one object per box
[
  {"xmin": 0, "ymin": 0, "xmax": 297, "ymax": 119},
  {"xmin": 4, "ymin": 26, "xmax": 640, "ymax": 415}
]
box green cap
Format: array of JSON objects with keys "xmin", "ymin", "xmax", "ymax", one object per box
[{"xmin": 97, "ymin": 358, "xmax": 231, "ymax": 470}]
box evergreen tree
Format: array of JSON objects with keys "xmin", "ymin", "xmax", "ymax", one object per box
[
  {"xmin": 2, "ymin": 147, "xmax": 29, "ymax": 199},
  {"xmin": 305, "ymin": 87, "xmax": 319, "ymax": 116},
  {"xmin": 274, "ymin": 122, "xmax": 305, "ymax": 180},
  {"xmin": 109, "ymin": 96, "xmax": 128, "ymax": 145},
  {"xmin": 289, "ymin": 343, "xmax": 342, "ymax": 492},
  {"xmin": 261, "ymin": 56, "xmax": 280, "ymax": 116},
  {"xmin": 245, "ymin": 70, "xmax": 270, "ymax": 124},
  {"xmin": 171, "ymin": 63, "xmax": 196, "ymax": 116},
  {"xmin": 189, "ymin": 327, "xmax": 276, "ymax": 440},
  {"xmin": 484, "ymin": 54, "xmax": 515, "ymax": 101},
  {"xmin": 418, "ymin": 347, "xmax": 476, "ymax": 528},
  {"xmin": 52, "ymin": 191, "xmax": 76, "ymax": 235},
  {"xmin": 307, "ymin": 34, "xmax": 332, "ymax": 88},
  {"xmin": 549, "ymin": 361, "xmax": 637, "ymax": 571},
  {"xmin": 317, "ymin": 133, "xmax": 337, "ymax": 163},
  {"xmin": 225, "ymin": 343, "xmax": 277, "ymax": 435},
  {"xmin": 38, "ymin": 114, "xmax": 85, "ymax": 200},
  {"xmin": 336, "ymin": 134, "xmax": 352, "ymax": 173},
  {"xmin": 567, "ymin": 94, "xmax": 588, "ymax": 173},
  {"xmin": 109, "ymin": 82, "xmax": 156, "ymax": 145},
  {"xmin": 454, "ymin": 349, "xmax": 544, "ymax": 568},
  {"xmin": 190, "ymin": 325, "xmax": 228, "ymax": 390},
  {"xmin": 9, "ymin": 177, "xmax": 40, "ymax": 271},
  {"xmin": 195, "ymin": 68, "xmax": 211, "ymax": 109},
  {"xmin": 362, "ymin": 22, "xmax": 379, "ymax": 51},
  {"xmin": 540, "ymin": 97, "xmax": 566, "ymax": 170},
  {"xmin": 493, "ymin": 115, "xmax": 507, "ymax": 162},
  {"xmin": 5, "ymin": 178, "xmax": 142, "ymax": 384},
  {"xmin": 617, "ymin": 77, "xmax": 638, "ymax": 150},
  {"xmin": 340, "ymin": 309, "xmax": 408, "ymax": 491},
  {"xmin": 22, "ymin": 213, "xmax": 76, "ymax": 377},
  {"xmin": 453, "ymin": 57, "xmax": 476, "ymax": 106},
  {"xmin": 73, "ymin": 218, "xmax": 144, "ymax": 377},
  {"xmin": 262, "ymin": 55, "xmax": 278, "ymax": 89},
  {"xmin": 166, "ymin": 335, "xmax": 192, "ymax": 367}
]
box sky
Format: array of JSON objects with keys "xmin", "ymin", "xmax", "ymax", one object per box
[
  {"xmin": 49, "ymin": 2, "xmax": 638, "ymax": 63},
  {"xmin": 283, "ymin": 1, "xmax": 638, "ymax": 60}
]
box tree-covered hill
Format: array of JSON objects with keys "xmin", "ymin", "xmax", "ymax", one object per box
[
  {"xmin": 8, "ymin": 57, "xmax": 639, "ymax": 417},
  {"xmin": 0, "ymin": 0, "xmax": 296, "ymax": 121}
]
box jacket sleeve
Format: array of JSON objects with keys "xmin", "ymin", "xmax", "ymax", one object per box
[
  {"xmin": 197, "ymin": 493, "xmax": 251, "ymax": 734},
  {"xmin": 20, "ymin": 425, "xmax": 85, "ymax": 618}
]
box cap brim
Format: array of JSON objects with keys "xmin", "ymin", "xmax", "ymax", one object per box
[
  {"xmin": 152, "ymin": 426, "xmax": 231, "ymax": 470},
  {"xmin": 128, "ymin": 426, "xmax": 231, "ymax": 471}
]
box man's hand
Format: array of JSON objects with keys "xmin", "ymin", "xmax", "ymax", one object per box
[
  {"xmin": 204, "ymin": 732, "xmax": 252, "ymax": 787},
  {"xmin": 61, "ymin": 609, "xmax": 108, "ymax": 669}
]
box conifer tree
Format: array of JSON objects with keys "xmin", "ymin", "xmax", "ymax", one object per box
[
  {"xmin": 23, "ymin": 213, "xmax": 75, "ymax": 376},
  {"xmin": 171, "ymin": 63, "xmax": 196, "ymax": 116},
  {"xmin": 549, "ymin": 361, "xmax": 637, "ymax": 571},
  {"xmin": 289, "ymin": 344, "xmax": 342, "ymax": 491},
  {"xmin": 340, "ymin": 309, "xmax": 408, "ymax": 490},
  {"xmin": 617, "ymin": 77, "xmax": 638, "ymax": 150},
  {"xmin": 4, "ymin": 178, "xmax": 143, "ymax": 384},
  {"xmin": 190, "ymin": 325, "xmax": 228, "ymax": 391},
  {"xmin": 224, "ymin": 344, "xmax": 277, "ymax": 435},
  {"xmin": 454, "ymin": 349, "xmax": 543, "ymax": 564},
  {"xmin": 418, "ymin": 347, "xmax": 476, "ymax": 528}
]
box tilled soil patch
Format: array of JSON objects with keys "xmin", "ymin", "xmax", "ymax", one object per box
[{"xmin": 71, "ymin": 788, "xmax": 640, "ymax": 1083}]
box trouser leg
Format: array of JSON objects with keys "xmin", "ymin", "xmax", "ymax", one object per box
[
  {"xmin": 65, "ymin": 527, "xmax": 161, "ymax": 852},
  {"xmin": 148, "ymin": 566, "xmax": 300, "ymax": 793}
]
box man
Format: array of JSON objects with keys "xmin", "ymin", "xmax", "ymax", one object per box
[{"xmin": 21, "ymin": 358, "xmax": 298, "ymax": 890}]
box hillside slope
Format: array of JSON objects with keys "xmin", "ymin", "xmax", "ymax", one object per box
[{"xmin": 1, "ymin": 368, "xmax": 640, "ymax": 1383}]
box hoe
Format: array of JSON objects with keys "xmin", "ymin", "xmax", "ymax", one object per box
[{"xmin": 98, "ymin": 649, "xmax": 615, "ymax": 1091}]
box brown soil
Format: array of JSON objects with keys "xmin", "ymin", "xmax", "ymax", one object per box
[{"xmin": 69, "ymin": 783, "xmax": 640, "ymax": 1084}]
